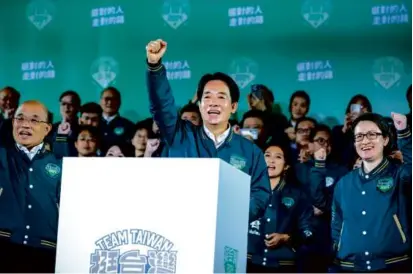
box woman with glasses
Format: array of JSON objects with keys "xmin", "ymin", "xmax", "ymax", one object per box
[
  {"xmin": 295, "ymin": 124, "xmax": 348, "ymax": 272},
  {"xmin": 331, "ymin": 112, "xmax": 411, "ymax": 273}
]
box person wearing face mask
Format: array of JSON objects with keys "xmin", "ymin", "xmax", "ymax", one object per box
[
  {"xmin": 0, "ymin": 100, "xmax": 61, "ymax": 273},
  {"xmin": 331, "ymin": 112, "xmax": 411, "ymax": 273},
  {"xmin": 331, "ymin": 94, "xmax": 373, "ymax": 169},
  {"xmin": 145, "ymin": 39, "xmax": 271, "ymax": 222},
  {"xmin": 247, "ymin": 143, "xmax": 313, "ymax": 273},
  {"xmin": 247, "ymin": 84, "xmax": 289, "ymax": 139},
  {"xmin": 284, "ymin": 91, "xmax": 311, "ymax": 142},
  {"xmin": 295, "ymin": 124, "xmax": 348, "ymax": 273}
]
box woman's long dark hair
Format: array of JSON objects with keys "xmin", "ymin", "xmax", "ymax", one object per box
[{"xmin": 263, "ymin": 141, "xmax": 300, "ymax": 188}]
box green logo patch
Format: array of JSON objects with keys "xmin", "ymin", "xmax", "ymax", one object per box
[
  {"xmin": 229, "ymin": 155, "xmax": 246, "ymax": 170},
  {"xmin": 224, "ymin": 246, "xmax": 238, "ymax": 273},
  {"xmin": 45, "ymin": 163, "xmax": 61, "ymax": 178},
  {"xmin": 114, "ymin": 127, "xmax": 124, "ymax": 135},
  {"xmin": 377, "ymin": 177, "xmax": 394, "ymax": 193},
  {"xmin": 282, "ymin": 197, "xmax": 295, "ymax": 208}
]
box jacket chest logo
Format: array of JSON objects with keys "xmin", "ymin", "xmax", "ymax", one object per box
[
  {"xmin": 114, "ymin": 127, "xmax": 124, "ymax": 135},
  {"xmin": 325, "ymin": 176, "xmax": 334, "ymax": 187},
  {"xmin": 229, "ymin": 155, "xmax": 246, "ymax": 170},
  {"xmin": 377, "ymin": 177, "xmax": 394, "ymax": 193},
  {"xmin": 45, "ymin": 163, "xmax": 61, "ymax": 178},
  {"xmin": 282, "ymin": 197, "xmax": 295, "ymax": 208}
]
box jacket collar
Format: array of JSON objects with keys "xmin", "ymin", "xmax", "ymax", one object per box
[{"xmin": 359, "ymin": 157, "xmax": 389, "ymax": 179}]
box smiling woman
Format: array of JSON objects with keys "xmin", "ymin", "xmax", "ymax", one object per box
[{"xmin": 331, "ymin": 112, "xmax": 412, "ymax": 273}]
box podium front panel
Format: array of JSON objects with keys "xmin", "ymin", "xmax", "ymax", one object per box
[
  {"xmin": 213, "ymin": 160, "xmax": 251, "ymax": 273},
  {"xmin": 56, "ymin": 158, "xmax": 222, "ymax": 273}
]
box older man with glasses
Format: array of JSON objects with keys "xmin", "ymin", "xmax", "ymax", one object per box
[{"xmin": 0, "ymin": 100, "xmax": 62, "ymax": 273}]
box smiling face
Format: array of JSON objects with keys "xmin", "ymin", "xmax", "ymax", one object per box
[
  {"xmin": 199, "ymin": 80, "xmax": 237, "ymax": 127},
  {"xmin": 264, "ymin": 146, "xmax": 288, "ymax": 178},
  {"xmin": 354, "ymin": 120, "xmax": 388, "ymax": 162}
]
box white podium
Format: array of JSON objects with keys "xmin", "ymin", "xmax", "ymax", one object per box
[{"xmin": 55, "ymin": 158, "xmax": 251, "ymax": 273}]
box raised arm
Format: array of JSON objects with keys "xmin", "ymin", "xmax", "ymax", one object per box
[
  {"xmin": 391, "ymin": 112, "xmax": 412, "ymax": 182},
  {"xmin": 145, "ymin": 39, "xmax": 179, "ymax": 145},
  {"xmin": 249, "ymin": 146, "xmax": 271, "ymax": 222}
]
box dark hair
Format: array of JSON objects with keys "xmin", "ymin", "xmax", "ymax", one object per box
[
  {"xmin": 295, "ymin": 117, "xmax": 317, "ymax": 131},
  {"xmin": 80, "ymin": 102, "xmax": 102, "ymax": 116},
  {"xmin": 101, "ymin": 86, "xmax": 121, "ymax": 102},
  {"xmin": 133, "ymin": 118, "xmax": 152, "ymax": 137},
  {"xmin": 263, "ymin": 141, "xmax": 300, "ymax": 186},
  {"xmin": 76, "ymin": 125, "xmax": 101, "ymax": 142},
  {"xmin": 250, "ymin": 84, "xmax": 274, "ymax": 110},
  {"xmin": 241, "ymin": 109, "xmax": 267, "ymax": 128},
  {"xmin": 196, "ymin": 72, "xmax": 240, "ymax": 103},
  {"xmin": 105, "ymin": 142, "xmax": 135, "ymax": 157},
  {"xmin": 345, "ymin": 94, "xmax": 372, "ymax": 114},
  {"xmin": 351, "ymin": 113, "xmax": 392, "ymax": 156},
  {"xmin": 229, "ymin": 119, "xmax": 239, "ymax": 127},
  {"xmin": 1, "ymin": 86, "xmax": 21, "ymax": 102},
  {"xmin": 263, "ymin": 141, "xmax": 293, "ymax": 167},
  {"xmin": 59, "ymin": 90, "xmax": 81, "ymax": 107},
  {"xmin": 406, "ymin": 85, "xmax": 412, "ymax": 101},
  {"xmin": 289, "ymin": 90, "xmax": 310, "ymax": 114},
  {"xmin": 180, "ymin": 103, "xmax": 200, "ymax": 117},
  {"xmin": 310, "ymin": 124, "xmax": 332, "ymax": 141}
]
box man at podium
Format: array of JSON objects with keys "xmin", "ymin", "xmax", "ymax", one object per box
[{"xmin": 145, "ymin": 39, "xmax": 271, "ymax": 221}]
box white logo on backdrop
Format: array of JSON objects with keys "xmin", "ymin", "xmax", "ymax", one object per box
[
  {"xmin": 372, "ymin": 57, "xmax": 404, "ymax": 90},
  {"xmin": 26, "ymin": 0, "xmax": 55, "ymax": 30},
  {"xmin": 301, "ymin": 0, "xmax": 331, "ymax": 28},
  {"xmin": 91, "ymin": 6, "xmax": 125, "ymax": 28},
  {"xmin": 296, "ymin": 60, "xmax": 333, "ymax": 82},
  {"xmin": 21, "ymin": 60, "xmax": 55, "ymax": 81},
  {"xmin": 90, "ymin": 57, "xmax": 119, "ymax": 89},
  {"xmin": 228, "ymin": 5, "xmax": 264, "ymax": 27},
  {"xmin": 229, "ymin": 58, "xmax": 258, "ymax": 89},
  {"xmin": 162, "ymin": 0, "xmax": 190, "ymax": 29},
  {"xmin": 371, "ymin": 4, "xmax": 409, "ymax": 26},
  {"xmin": 164, "ymin": 60, "xmax": 191, "ymax": 80}
]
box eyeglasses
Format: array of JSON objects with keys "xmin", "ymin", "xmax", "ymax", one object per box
[
  {"xmin": 296, "ymin": 128, "xmax": 312, "ymax": 134},
  {"xmin": 314, "ymin": 138, "xmax": 330, "ymax": 146},
  {"xmin": 13, "ymin": 116, "xmax": 48, "ymax": 126},
  {"xmin": 354, "ymin": 132, "xmax": 382, "ymax": 142}
]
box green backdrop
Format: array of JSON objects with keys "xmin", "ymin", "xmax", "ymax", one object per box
[{"xmin": 1, "ymin": 0, "xmax": 411, "ymax": 125}]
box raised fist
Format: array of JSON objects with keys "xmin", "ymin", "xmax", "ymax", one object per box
[
  {"xmin": 57, "ymin": 122, "xmax": 71, "ymax": 135},
  {"xmin": 391, "ymin": 112, "xmax": 407, "ymax": 131},
  {"xmin": 314, "ymin": 148, "xmax": 327, "ymax": 161},
  {"xmin": 144, "ymin": 138, "xmax": 161, "ymax": 157},
  {"xmin": 146, "ymin": 39, "xmax": 167, "ymax": 64}
]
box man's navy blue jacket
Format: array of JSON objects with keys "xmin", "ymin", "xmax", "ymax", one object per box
[
  {"xmin": 331, "ymin": 127, "xmax": 412, "ymax": 272},
  {"xmin": 0, "ymin": 126, "xmax": 61, "ymax": 250},
  {"xmin": 146, "ymin": 62, "xmax": 271, "ymax": 221}
]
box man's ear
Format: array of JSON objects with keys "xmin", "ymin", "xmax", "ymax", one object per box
[
  {"xmin": 231, "ymin": 102, "xmax": 238, "ymax": 114},
  {"xmin": 44, "ymin": 123, "xmax": 52, "ymax": 136}
]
